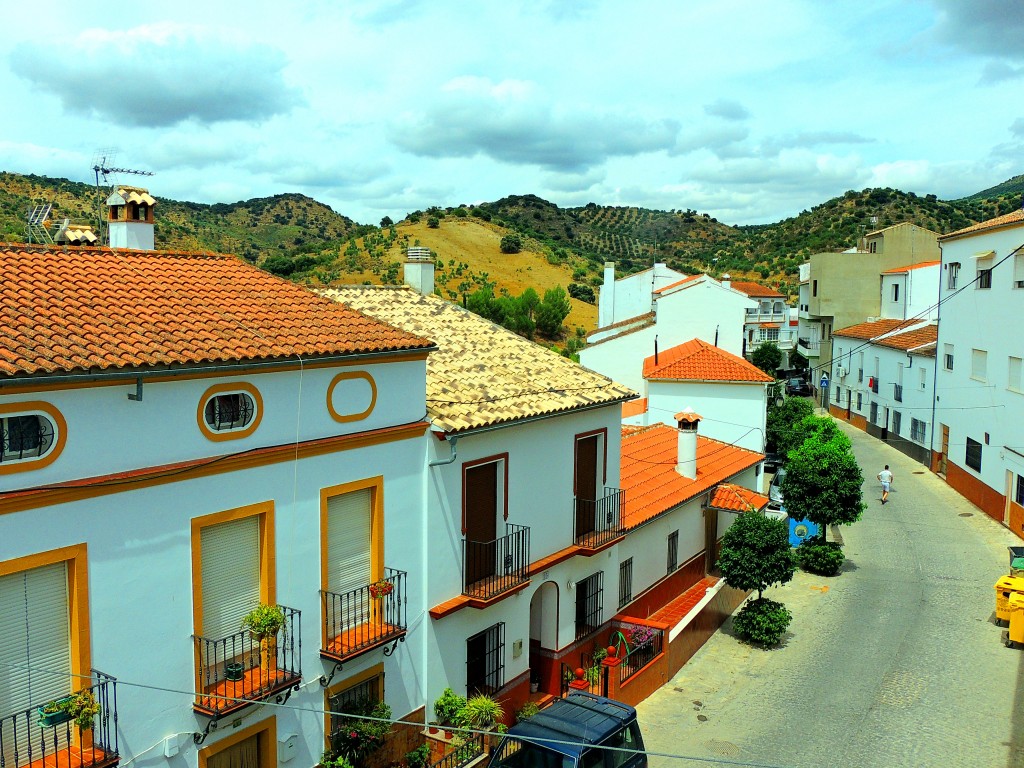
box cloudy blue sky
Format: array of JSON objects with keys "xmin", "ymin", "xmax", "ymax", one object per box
[{"xmin": 2, "ymin": 0, "xmax": 1021, "ymax": 225}]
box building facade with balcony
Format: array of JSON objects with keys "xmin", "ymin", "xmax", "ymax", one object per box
[
  {"xmin": 796, "ymin": 223, "xmax": 940, "ymax": 385},
  {"xmin": 934, "ymin": 210, "xmax": 1024, "ymax": 534},
  {"xmin": 724, "ymin": 279, "xmax": 796, "ymax": 368},
  {"xmin": 0, "ymin": 243, "xmax": 435, "ymax": 768}
]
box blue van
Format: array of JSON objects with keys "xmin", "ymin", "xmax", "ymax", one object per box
[{"xmin": 489, "ymin": 693, "xmax": 646, "ymax": 768}]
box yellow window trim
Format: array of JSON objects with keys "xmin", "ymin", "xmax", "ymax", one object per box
[
  {"xmin": 0, "ymin": 544, "xmax": 90, "ymax": 688},
  {"xmin": 197, "ymin": 382, "xmax": 264, "ymax": 442},
  {"xmin": 198, "ymin": 715, "xmax": 277, "ymax": 768},
  {"xmin": 319, "ymin": 477, "xmax": 384, "ymax": 648},
  {"xmin": 324, "ymin": 662, "xmax": 385, "ymax": 749},
  {"xmin": 326, "ymin": 371, "xmax": 378, "ymax": 423},
  {"xmin": 0, "ymin": 401, "xmax": 68, "ymax": 476}
]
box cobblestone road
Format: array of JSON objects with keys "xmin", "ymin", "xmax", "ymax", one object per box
[{"xmin": 637, "ymin": 421, "xmax": 1024, "ymax": 768}]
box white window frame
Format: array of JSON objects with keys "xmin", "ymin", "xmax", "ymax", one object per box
[{"xmin": 971, "ymin": 349, "xmax": 988, "ymax": 382}]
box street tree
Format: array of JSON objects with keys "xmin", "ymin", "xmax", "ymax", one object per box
[
  {"xmin": 780, "ymin": 421, "xmax": 865, "ymax": 541},
  {"xmin": 766, "ymin": 395, "xmax": 815, "ymax": 457},
  {"xmin": 751, "ymin": 341, "xmax": 782, "ymax": 376},
  {"xmin": 718, "ymin": 510, "xmax": 796, "ymax": 600}
]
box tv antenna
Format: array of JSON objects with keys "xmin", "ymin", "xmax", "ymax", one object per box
[{"xmin": 91, "ymin": 149, "xmax": 154, "ymax": 243}]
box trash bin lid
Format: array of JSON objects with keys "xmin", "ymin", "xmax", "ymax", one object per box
[
  {"xmin": 1009, "ymin": 592, "xmax": 1024, "ymax": 608},
  {"xmin": 996, "ymin": 575, "xmax": 1024, "ymax": 589},
  {"xmin": 1012, "ymin": 557, "xmax": 1024, "ymax": 571}
]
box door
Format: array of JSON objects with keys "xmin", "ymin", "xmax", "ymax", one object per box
[
  {"xmin": 574, "ymin": 435, "xmax": 599, "ymax": 538},
  {"xmin": 465, "ymin": 463, "xmax": 498, "ymax": 585},
  {"xmin": 939, "ymin": 425, "xmax": 949, "ymax": 476},
  {"xmin": 327, "ymin": 488, "xmax": 373, "ymax": 628}
]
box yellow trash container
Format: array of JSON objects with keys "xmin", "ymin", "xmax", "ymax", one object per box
[
  {"xmin": 1006, "ymin": 593, "xmax": 1024, "ymax": 648},
  {"xmin": 994, "ymin": 575, "xmax": 1024, "ymax": 624}
]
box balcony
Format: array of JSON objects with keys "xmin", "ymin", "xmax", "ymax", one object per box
[
  {"xmin": 463, "ymin": 523, "xmax": 531, "ymax": 601},
  {"xmin": 574, "ymin": 488, "xmax": 625, "ymax": 550},
  {"xmin": 894, "ymin": 384, "xmax": 903, "ymax": 402},
  {"xmin": 0, "ymin": 670, "xmax": 118, "ymax": 768},
  {"xmin": 321, "ymin": 568, "xmax": 407, "ymax": 664},
  {"xmin": 871, "ymin": 378, "xmax": 879, "ymax": 394},
  {"xmin": 192, "ymin": 605, "xmax": 301, "ymax": 718}
]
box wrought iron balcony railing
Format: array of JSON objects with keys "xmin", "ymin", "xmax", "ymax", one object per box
[
  {"xmin": 192, "ymin": 604, "xmax": 301, "ymax": 717},
  {"xmin": 321, "ymin": 568, "xmax": 407, "ymax": 662},
  {"xmin": 0, "ymin": 669, "xmax": 118, "ymax": 768},
  {"xmin": 574, "ymin": 488, "xmax": 624, "ymax": 548},
  {"xmin": 462, "ymin": 523, "xmax": 531, "ymax": 600}
]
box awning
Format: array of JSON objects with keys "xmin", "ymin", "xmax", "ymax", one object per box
[
  {"xmin": 973, "ymin": 250, "xmax": 995, "ymax": 259},
  {"xmin": 759, "ymin": 322, "xmax": 780, "ymax": 328}
]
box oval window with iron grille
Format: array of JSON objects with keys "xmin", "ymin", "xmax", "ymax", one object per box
[
  {"xmin": 198, "ymin": 383, "xmax": 262, "ymax": 441},
  {"xmin": 0, "ymin": 402, "xmax": 66, "ymax": 474}
]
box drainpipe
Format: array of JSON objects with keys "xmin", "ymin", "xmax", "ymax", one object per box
[{"xmin": 428, "ymin": 435, "xmax": 460, "ymax": 466}]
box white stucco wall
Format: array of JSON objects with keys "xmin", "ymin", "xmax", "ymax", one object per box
[
  {"xmin": 638, "ymin": 381, "xmax": 768, "ymax": 453},
  {"xmin": 597, "ymin": 263, "xmax": 687, "ymax": 329}
]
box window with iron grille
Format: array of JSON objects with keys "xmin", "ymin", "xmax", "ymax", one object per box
[
  {"xmin": 911, "ymin": 418, "xmax": 926, "ymax": 442},
  {"xmin": 856, "ymin": 392, "xmax": 862, "ymax": 410},
  {"xmin": 666, "ymin": 531, "xmax": 679, "ymax": 574},
  {"xmin": 965, "ymin": 437, "xmax": 982, "ymax": 472},
  {"xmin": 869, "ymin": 402, "xmax": 878, "ymax": 424},
  {"xmin": 892, "ymin": 411, "xmax": 901, "ymax": 436},
  {"xmin": 1016, "ymin": 475, "xmax": 1024, "ymax": 506},
  {"xmin": 466, "ymin": 623, "xmax": 504, "ymax": 695},
  {"xmin": 618, "ymin": 558, "xmax": 633, "ymax": 609},
  {"xmin": 977, "ymin": 268, "xmax": 992, "ymax": 289},
  {"xmin": 204, "ymin": 393, "xmax": 255, "ymax": 431},
  {"xmin": 0, "ymin": 414, "xmax": 55, "ymax": 463},
  {"xmin": 947, "ymin": 262, "xmax": 960, "ymax": 290},
  {"xmin": 329, "ymin": 674, "xmax": 382, "ymax": 722},
  {"xmin": 575, "ymin": 572, "xmax": 604, "ymax": 641}
]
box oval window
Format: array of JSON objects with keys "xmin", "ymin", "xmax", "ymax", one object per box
[
  {"xmin": 0, "ymin": 413, "xmax": 56, "ymax": 464},
  {"xmin": 204, "ymin": 392, "xmax": 255, "ymax": 431}
]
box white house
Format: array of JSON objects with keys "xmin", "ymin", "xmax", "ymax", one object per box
[
  {"xmin": 623, "ymin": 339, "xmax": 773, "ymax": 456},
  {"xmin": 725, "ymin": 279, "xmax": 795, "ymax": 367},
  {"xmin": 934, "ymin": 209, "xmax": 1024, "ymax": 533},
  {"xmin": 830, "ymin": 319, "xmax": 937, "ymax": 465},
  {"xmin": 879, "ymin": 261, "xmax": 940, "ymax": 322},
  {"xmin": 0, "ymin": 240, "xmax": 437, "ymax": 768},
  {"xmin": 583, "ymin": 267, "xmax": 754, "ymax": 395}
]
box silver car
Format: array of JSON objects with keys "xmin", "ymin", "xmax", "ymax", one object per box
[{"xmin": 768, "ymin": 467, "xmax": 786, "ymax": 509}]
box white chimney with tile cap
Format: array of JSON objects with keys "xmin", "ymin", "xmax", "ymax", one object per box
[
  {"xmin": 404, "ymin": 246, "xmax": 435, "ymax": 295},
  {"xmin": 675, "ymin": 408, "xmax": 702, "ymax": 478},
  {"xmin": 722, "ymin": 273, "xmax": 731, "ymax": 289},
  {"xmin": 106, "ymin": 186, "xmax": 156, "ymax": 250}
]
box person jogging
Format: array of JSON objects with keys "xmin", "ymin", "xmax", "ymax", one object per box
[{"xmin": 877, "ymin": 465, "xmax": 893, "ymax": 504}]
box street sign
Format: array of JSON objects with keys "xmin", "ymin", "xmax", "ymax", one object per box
[{"xmin": 820, "ymin": 373, "xmax": 829, "ymax": 388}]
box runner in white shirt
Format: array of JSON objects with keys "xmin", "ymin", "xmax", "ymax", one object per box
[{"xmin": 877, "ymin": 465, "xmax": 893, "ymax": 504}]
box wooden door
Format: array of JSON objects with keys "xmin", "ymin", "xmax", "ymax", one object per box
[
  {"xmin": 940, "ymin": 425, "xmax": 949, "ymax": 475},
  {"xmin": 465, "ymin": 463, "xmax": 498, "ymax": 585},
  {"xmin": 574, "ymin": 435, "xmax": 599, "ymax": 537}
]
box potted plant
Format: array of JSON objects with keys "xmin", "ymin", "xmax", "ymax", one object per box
[
  {"xmin": 242, "ymin": 603, "xmax": 286, "ymax": 677},
  {"xmin": 459, "ymin": 694, "xmax": 503, "ymax": 730},
  {"xmin": 433, "ymin": 687, "xmax": 466, "ymax": 737},
  {"xmin": 405, "ymin": 744, "xmax": 431, "ymax": 768},
  {"xmin": 38, "ymin": 690, "xmax": 100, "ymax": 730},
  {"xmin": 37, "ymin": 695, "xmax": 74, "ymax": 728},
  {"xmin": 368, "ymin": 579, "xmax": 394, "ymax": 600}
]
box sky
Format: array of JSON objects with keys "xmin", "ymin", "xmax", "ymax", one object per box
[{"xmin": 2, "ymin": 0, "xmax": 1022, "ymax": 227}]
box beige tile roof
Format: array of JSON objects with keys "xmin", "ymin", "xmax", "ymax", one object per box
[{"xmin": 322, "ymin": 286, "xmax": 636, "ymax": 434}]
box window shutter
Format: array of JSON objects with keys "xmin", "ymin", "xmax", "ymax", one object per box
[
  {"xmin": 0, "ymin": 563, "xmax": 71, "ymax": 764},
  {"xmin": 201, "ymin": 516, "xmax": 261, "ymax": 640},
  {"xmin": 327, "ymin": 488, "xmax": 372, "ymax": 596}
]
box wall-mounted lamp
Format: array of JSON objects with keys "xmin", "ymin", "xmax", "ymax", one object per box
[{"xmin": 566, "ymin": 579, "xmax": 575, "ymax": 591}]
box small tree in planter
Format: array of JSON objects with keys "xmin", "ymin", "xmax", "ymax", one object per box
[
  {"xmin": 433, "ymin": 688, "xmax": 466, "ymax": 736},
  {"xmin": 718, "ymin": 511, "xmax": 797, "ymax": 647},
  {"xmin": 795, "ymin": 535, "xmax": 846, "ymax": 576},
  {"xmin": 242, "ymin": 603, "xmax": 286, "ymax": 677}
]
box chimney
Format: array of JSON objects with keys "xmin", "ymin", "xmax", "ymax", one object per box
[
  {"xmin": 674, "ymin": 408, "xmax": 702, "ymax": 479},
  {"xmin": 722, "ymin": 273, "xmax": 731, "ymax": 289},
  {"xmin": 106, "ymin": 186, "xmax": 156, "ymax": 249},
  {"xmin": 598, "ymin": 261, "xmax": 616, "ymax": 328},
  {"xmin": 404, "ymin": 246, "xmax": 435, "ymax": 295}
]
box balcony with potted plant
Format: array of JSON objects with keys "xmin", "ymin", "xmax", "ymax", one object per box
[
  {"xmin": 191, "ymin": 603, "xmax": 301, "ymax": 719},
  {"xmin": 2, "ymin": 669, "xmax": 119, "ymax": 768},
  {"xmin": 320, "ymin": 568, "xmax": 408, "ymax": 666}
]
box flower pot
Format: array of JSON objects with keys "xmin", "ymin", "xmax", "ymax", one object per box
[
  {"xmin": 530, "ymin": 682, "xmax": 539, "ymax": 693},
  {"xmin": 428, "ymin": 724, "xmax": 440, "ymax": 735},
  {"xmin": 37, "ymin": 703, "xmax": 73, "ymax": 728},
  {"xmin": 225, "ymin": 662, "xmax": 245, "ymax": 681}
]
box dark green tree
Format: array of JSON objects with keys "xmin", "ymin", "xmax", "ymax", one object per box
[
  {"xmin": 536, "ymin": 286, "xmax": 571, "ymax": 337},
  {"xmin": 427, "ymin": 216, "xmax": 440, "ymax": 228},
  {"xmin": 751, "ymin": 342, "xmax": 782, "ymax": 376},
  {"xmin": 500, "ymin": 233, "xmax": 523, "ymax": 254},
  {"xmin": 718, "ymin": 511, "xmax": 796, "ymax": 600},
  {"xmin": 780, "ymin": 422, "xmax": 865, "ymax": 541},
  {"xmin": 380, "ymin": 215, "xmax": 394, "ymax": 228},
  {"xmin": 766, "ymin": 396, "xmax": 814, "ymax": 457}
]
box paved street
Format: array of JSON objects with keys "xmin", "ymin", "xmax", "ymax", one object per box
[{"xmin": 638, "ymin": 420, "xmax": 1024, "ymax": 768}]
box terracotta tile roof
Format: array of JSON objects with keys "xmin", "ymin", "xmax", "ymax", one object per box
[
  {"xmin": 939, "ymin": 209, "xmax": 1024, "ymax": 240},
  {"xmin": 881, "ymin": 260, "xmax": 941, "ymax": 274},
  {"xmin": 874, "ymin": 324, "xmax": 938, "ymax": 354},
  {"xmin": 759, "ymin": 322, "xmax": 780, "ymax": 329},
  {"xmin": 832, "ymin": 319, "xmax": 908, "ymax": 340},
  {"xmin": 654, "ymin": 274, "xmax": 701, "ymax": 294},
  {"xmin": 587, "ymin": 312, "xmax": 655, "ymax": 342},
  {"xmin": 0, "ymin": 245, "xmax": 431, "ymax": 378},
  {"xmin": 620, "ymin": 424, "xmax": 763, "ymax": 529},
  {"xmin": 643, "ymin": 338, "xmax": 774, "ymax": 383},
  {"xmin": 728, "ymin": 280, "xmax": 783, "ymax": 298},
  {"xmin": 621, "ymin": 397, "xmax": 648, "ymax": 418},
  {"xmin": 709, "ymin": 483, "xmax": 769, "ymax": 512},
  {"xmin": 322, "ymin": 285, "xmax": 636, "ymax": 434}
]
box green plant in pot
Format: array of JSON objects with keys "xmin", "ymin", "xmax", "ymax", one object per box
[
  {"xmin": 39, "ymin": 690, "xmax": 100, "ymax": 730},
  {"xmin": 459, "ymin": 695, "xmax": 504, "ymax": 730},
  {"xmin": 433, "ymin": 687, "xmax": 466, "ymax": 734},
  {"xmin": 242, "ymin": 603, "xmax": 286, "ymax": 677}
]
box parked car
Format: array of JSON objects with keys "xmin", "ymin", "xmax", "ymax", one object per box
[
  {"xmin": 785, "ymin": 377, "xmax": 813, "ymax": 397},
  {"xmin": 762, "ymin": 452, "xmax": 782, "ymax": 474},
  {"xmin": 768, "ymin": 467, "xmax": 786, "ymax": 510}
]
